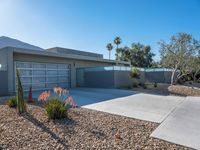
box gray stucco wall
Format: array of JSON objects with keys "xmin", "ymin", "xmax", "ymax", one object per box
[
  {"xmin": 139, "ymin": 71, "xmax": 176, "ymax": 84},
  {"xmin": 0, "ymin": 48, "xmax": 13, "ymax": 95},
  {"xmin": 76, "ymin": 69, "xmax": 131, "ymax": 88},
  {"xmin": 0, "ymin": 71, "xmax": 8, "ymax": 96},
  {"xmin": 84, "ymin": 71, "xmax": 115, "ymax": 88},
  {"xmin": 114, "ymin": 71, "xmax": 132, "ymax": 88},
  {"xmin": 76, "ymin": 69, "xmax": 177, "ymax": 88},
  {"xmin": 0, "ymin": 49, "xmax": 8, "ymax": 70},
  {"xmin": 145, "ymin": 71, "xmax": 165, "ymax": 83}
]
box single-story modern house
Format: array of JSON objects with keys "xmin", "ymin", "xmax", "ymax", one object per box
[{"xmin": 0, "ymin": 46, "xmax": 130, "ymax": 96}]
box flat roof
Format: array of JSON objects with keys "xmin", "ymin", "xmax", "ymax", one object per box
[
  {"xmin": 1, "ymin": 46, "xmax": 130, "ymax": 65},
  {"xmin": 47, "ymin": 47, "xmax": 103, "ymax": 59}
]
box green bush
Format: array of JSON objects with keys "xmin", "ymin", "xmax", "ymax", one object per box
[
  {"xmin": 129, "ymin": 68, "xmax": 140, "ymax": 78},
  {"xmin": 143, "ymin": 84, "xmax": 147, "ymax": 89},
  {"xmin": 154, "ymin": 82, "xmax": 158, "ymax": 88},
  {"xmin": 8, "ymin": 96, "xmax": 17, "ymax": 108},
  {"xmin": 45, "ymin": 98, "xmax": 67, "ymax": 119}
]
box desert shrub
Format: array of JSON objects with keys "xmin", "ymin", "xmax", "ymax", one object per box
[
  {"xmin": 127, "ymin": 86, "xmax": 132, "ymax": 89},
  {"xmin": 45, "ymin": 98, "xmax": 67, "ymax": 119},
  {"xmin": 143, "ymin": 84, "xmax": 147, "ymax": 89},
  {"xmin": 138, "ymin": 83, "xmax": 143, "ymax": 86},
  {"xmin": 129, "ymin": 68, "xmax": 140, "ymax": 78},
  {"xmin": 132, "ymin": 83, "xmax": 138, "ymax": 87},
  {"xmin": 8, "ymin": 96, "xmax": 17, "ymax": 108},
  {"xmin": 154, "ymin": 82, "xmax": 157, "ymax": 88}
]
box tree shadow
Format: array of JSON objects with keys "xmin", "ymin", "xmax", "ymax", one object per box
[{"xmin": 21, "ymin": 112, "xmax": 76, "ymax": 149}]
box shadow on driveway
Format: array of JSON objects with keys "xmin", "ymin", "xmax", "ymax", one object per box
[{"xmin": 29, "ymin": 88, "xmax": 137, "ymax": 106}]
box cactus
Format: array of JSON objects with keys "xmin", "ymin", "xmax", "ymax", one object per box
[{"xmin": 16, "ymin": 69, "xmax": 26, "ymax": 114}]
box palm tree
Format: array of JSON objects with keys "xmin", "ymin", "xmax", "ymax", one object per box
[
  {"xmin": 114, "ymin": 36, "xmax": 121, "ymax": 60},
  {"xmin": 106, "ymin": 43, "xmax": 113, "ymax": 60}
]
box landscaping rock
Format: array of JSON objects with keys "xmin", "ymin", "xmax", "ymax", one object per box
[
  {"xmin": 0, "ymin": 104, "xmax": 192, "ymax": 149},
  {"xmin": 168, "ymin": 85, "xmax": 200, "ymax": 96}
]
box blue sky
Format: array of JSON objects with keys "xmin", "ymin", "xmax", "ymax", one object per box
[{"xmin": 0, "ymin": 0, "xmax": 200, "ymax": 60}]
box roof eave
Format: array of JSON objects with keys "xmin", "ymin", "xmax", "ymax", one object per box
[{"xmin": 11, "ymin": 47, "xmax": 129, "ymax": 65}]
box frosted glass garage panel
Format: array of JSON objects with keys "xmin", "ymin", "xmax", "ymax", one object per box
[
  {"xmin": 33, "ymin": 70, "xmax": 46, "ymax": 76},
  {"xmin": 46, "ymin": 83, "xmax": 58, "ymax": 88},
  {"xmin": 58, "ymin": 76, "xmax": 68, "ymax": 82},
  {"xmin": 16, "ymin": 63, "xmax": 32, "ymax": 68},
  {"xmin": 46, "ymin": 77, "xmax": 57, "ymax": 82},
  {"xmin": 32, "ymin": 63, "xmax": 45, "ymax": 69},
  {"xmin": 22, "ymin": 84, "xmax": 32, "ymax": 91},
  {"xmin": 19, "ymin": 70, "xmax": 32, "ymax": 76},
  {"xmin": 58, "ymin": 70, "xmax": 68, "ymax": 75},
  {"xmin": 58, "ymin": 64, "xmax": 69, "ymax": 69},
  {"xmin": 32, "ymin": 77, "xmax": 45, "ymax": 83},
  {"xmin": 15, "ymin": 61, "xmax": 70, "ymax": 91},
  {"xmin": 47, "ymin": 70, "xmax": 57, "ymax": 75},
  {"xmin": 32, "ymin": 84, "xmax": 46, "ymax": 89},
  {"xmin": 47, "ymin": 64, "xmax": 57, "ymax": 69},
  {"xmin": 59, "ymin": 83, "xmax": 70, "ymax": 88},
  {"xmin": 21, "ymin": 77, "xmax": 32, "ymax": 83}
]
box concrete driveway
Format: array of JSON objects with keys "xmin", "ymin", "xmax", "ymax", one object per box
[
  {"xmin": 69, "ymin": 88, "xmax": 135, "ymax": 106},
  {"xmin": 75, "ymin": 88, "xmax": 184, "ymax": 123},
  {"xmin": 151, "ymin": 96, "xmax": 200, "ymax": 150}
]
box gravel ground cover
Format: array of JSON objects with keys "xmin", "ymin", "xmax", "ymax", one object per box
[
  {"xmin": 0, "ymin": 103, "xmax": 191, "ymax": 150},
  {"xmin": 132, "ymin": 84, "xmax": 200, "ymax": 97},
  {"xmin": 168, "ymin": 85, "xmax": 200, "ymax": 96}
]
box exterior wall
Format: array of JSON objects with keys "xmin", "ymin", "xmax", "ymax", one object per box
[
  {"xmin": 72, "ymin": 60, "xmax": 113, "ymax": 88},
  {"xmin": 84, "ymin": 71, "xmax": 114, "ymax": 88},
  {"xmin": 76, "ymin": 68, "xmax": 177, "ymax": 89},
  {"xmin": 76, "ymin": 69, "xmax": 131, "ymax": 88},
  {"xmin": 164, "ymin": 71, "xmax": 173, "ymax": 83},
  {"xmin": 0, "ymin": 71, "xmax": 8, "ymax": 96},
  {"xmin": 138, "ymin": 71, "xmax": 146, "ymax": 84},
  {"xmin": 12, "ymin": 53, "xmax": 113, "ymax": 93},
  {"xmin": 138, "ymin": 71, "xmax": 176, "ymax": 84},
  {"xmin": 145, "ymin": 71, "xmax": 165, "ymax": 83},
  {"xmin": 114, "ymin": 71, "xmax": 132, "ymax": 88},
  {"xmin": 0, "ymin": 48, "xmax": 13, "ymax": 95},
  {"xmin": 0, "ymin": 49, "xmax": 8, "ymax": 70}
]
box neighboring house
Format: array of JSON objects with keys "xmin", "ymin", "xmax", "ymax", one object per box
[{"xmin": 0, "ymin": 46, "xmax": 130, "ymax": 96}]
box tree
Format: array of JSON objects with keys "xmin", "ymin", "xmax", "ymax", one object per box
[
  {"xmin": 150, "ymin": 61, "xmax": 161, "ymax": 68},
  {"xmin": 117, "ymin": 43, "xmax": 155, "ymax": 67},
  {"xmin": 106, "ymin": 43, "xmax": 113, "ymax": 60},
  {"xmin": 194, "ymin": 57, "xmax": 200, "ymax": 82},
  {"xmin": 114, "ymin": 36, "xmax": 121, "ymax": 60},
  {"xmin": 188, "ymin": 56, "xmax": 200, "ymax": 82},
  {"xmin": 159, "ymin": 32, "xmax": 200, "ymax": 85}
]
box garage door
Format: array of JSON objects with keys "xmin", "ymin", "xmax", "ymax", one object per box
[{"xmin": 15, "ymin": 61, "xmax": 71, "ymax": 91}]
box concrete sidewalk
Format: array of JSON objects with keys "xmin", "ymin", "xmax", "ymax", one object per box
[
  {"xmin": 83, "ymin": 93, "xmax": 184, "ymax": 123},
  {"xmin": 151, "ymin": 96, "xmax": 200, "ymax": 150}
]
